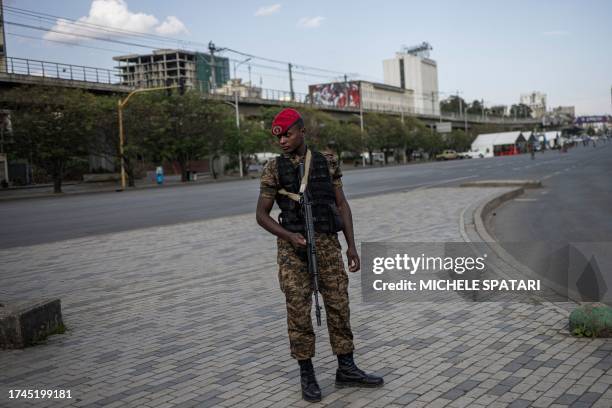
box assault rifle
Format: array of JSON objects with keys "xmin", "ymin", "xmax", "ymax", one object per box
[{"xmin": 299, "ymin": 161, "xmax": 322, "ymax": 326}]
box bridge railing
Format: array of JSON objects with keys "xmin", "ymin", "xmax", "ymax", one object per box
[
  {"xmin": 211, "ymin": 86, "xmax": 538, "ymax": 125},
  {"xmin": 0, "ymin": 58, "xmax": 537, "ymax": 125},
  {"xmin": 2, "ymin": 57, "xmax": 120, "ymax": 85}
]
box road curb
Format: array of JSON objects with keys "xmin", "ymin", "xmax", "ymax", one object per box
[
  {"xmin": 0, "ymin": 176, "xmax": 254, "ymax": 203},
  {"xmin": 460, "ymin": 180, "xmax": 542, "ymax": 188},
  {"xmin": 464, "ymin": 185, "xmax": 576, "ymax": 316}
]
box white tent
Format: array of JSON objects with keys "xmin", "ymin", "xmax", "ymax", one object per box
[
  {"xmin": 539, "ymin": 131, "xmax": 561, "ymax": 149},
  {"xmin": 470, "ymin": 131, "xmax": 527, "ymax": 157}
]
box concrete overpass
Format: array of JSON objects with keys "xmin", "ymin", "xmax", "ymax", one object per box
[
  {"xmin": 0, "ymin": 56, "xmax": 131, "ymax": 95},
  {"xmin": 0, "ymin": 56, "xmax": 540, "ymax": 130},
  {"xmin": 209, "ymin": 93, "xmax": 540, "ymax": 131}
]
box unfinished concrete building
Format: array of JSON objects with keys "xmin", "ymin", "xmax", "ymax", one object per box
[{"xmin": 113, "ymin": 49, "xmax": 230, "ymax": 93}]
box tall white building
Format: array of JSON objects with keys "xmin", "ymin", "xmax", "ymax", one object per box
[
  {"xmin": 383, "ymin": 43, "xmax": 439, "ymax": 115},
  {"xmin": 520, "ymin": 91, "xmax": 547, "ymax": 118}
]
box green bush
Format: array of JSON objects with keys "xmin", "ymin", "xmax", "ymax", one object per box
[{"xmin": 569, "ymin": 303, "xmax": 612, "ymax": 338}]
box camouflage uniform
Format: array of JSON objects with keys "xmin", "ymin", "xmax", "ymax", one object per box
[{"xmin": 261, "ymin": 151, "xmax": 355, "ymax": 360}]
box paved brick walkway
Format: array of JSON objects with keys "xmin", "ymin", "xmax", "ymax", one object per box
[{"xmin": 1, "ymin": 187, "xmax": 610, "ymax": 407}]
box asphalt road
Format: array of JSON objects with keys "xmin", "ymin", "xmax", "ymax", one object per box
[
  {"xmin": 490, "ymin": 142, "xmax": 612, "ymax": 302},
  {"xmin": 1, "ymin": 142, "xmax": 610, "ymax": 249}
]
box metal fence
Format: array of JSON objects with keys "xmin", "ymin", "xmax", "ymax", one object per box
[
  {"xmin": 0, "ymin": 58, "xmax": 536, "ymax": 125},
  {"xmin": 2, "ymin": 57, "xmax": 120, "ymax": 85},
  {"xmin": 220, "ymin": 86, "xmax": 538, "ymax": 125}
]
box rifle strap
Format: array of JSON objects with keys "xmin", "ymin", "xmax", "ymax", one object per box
[{"xmin": 278, "ymin": 149, "xmax": 312, "ymax": 203}]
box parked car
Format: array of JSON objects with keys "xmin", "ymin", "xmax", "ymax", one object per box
[
  {"xmin": 247, "ymin": 163, "xmax": 264, "ymax": 173},
  {"xmin": 435, "ymin": 150, "xmax": 459, "ymax": 160},
  {"xmin": 458, "ymin": 151, "xmax": 485, "ymax": 159}
]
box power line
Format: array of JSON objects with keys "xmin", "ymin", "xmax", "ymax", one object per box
[
  {"xmin": 6, "ymin": 32, "xmax": 129, "ymax": 54},
  {"xmin": 3, "ymin": 5, "xmax": 200, "ymax": 47},
  {"xmin": 5, "ymin": 21, "xmax": 161, "ymax": 50},
  {"xmin": 4, "ymin": 5, "xmax": 362, "ymax": 79}
]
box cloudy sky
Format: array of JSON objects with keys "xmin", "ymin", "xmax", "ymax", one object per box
[{"xmin": 4, "ymin": 0, "xmax": 611, "ymax": 115}]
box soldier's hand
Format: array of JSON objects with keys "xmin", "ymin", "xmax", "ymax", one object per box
[
  {"xmin": 346, "ymin": 246, "xmax": 360, "ymax": 272},
  {"xmin": 288, "ymin": 232, "xmax": 306, "ymax": 247}
]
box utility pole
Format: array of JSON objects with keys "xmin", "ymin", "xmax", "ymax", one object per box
[
  {"xmin": 359, "ymin": 81, "xmax": 366, "ymax": 167},
  {"xmin": 288, "ymin": 63, "xmax": 295, "ymax": 102},
  {"xmin": 208, "ymin": 41, "xmax": 227, "ymax": 93},
  {"xmin": 458, "ymin": 91, "xmax": 467, "ymax": 133},
  {"xmin": 208, "ymin": 41, "xmax": 216, "ymax": 93},
  {"xmin": 432, "ymin": 91, "xmax": 436, "ymax": 116},
  {"xmin": 235, "ymin": 90, "xmax": 242, "ymax": 177},
  {"xmin": 232, "ymin": 57, "xmax": 250, "ymax": 178},
  {"xmin": 0, "ymin": 0, "xmax": 7, "ymax": 73},
  {"xmin": 344, "ymin": 74, "xmax": 349, "ymax": 107},
  {"xmin": 481, "ymin": 99, "xmax": 485, "ymax": 121},
  {"xmin": 0, "ymin": 117, "xmax": 5, "ymax": 154}
]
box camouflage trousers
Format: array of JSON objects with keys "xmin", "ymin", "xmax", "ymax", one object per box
[{"xmin": 277, "ymin": 233, "xmax": 355, "ymax": 360}]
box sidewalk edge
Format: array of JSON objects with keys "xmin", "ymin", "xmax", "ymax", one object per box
[{"xmin": 467, "ymin": 186, "xmax": 576, "ymax": 316}]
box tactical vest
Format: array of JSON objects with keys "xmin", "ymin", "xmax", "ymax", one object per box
[{"xmin": 276, "ymin": 151, "xmax": 343, "ymax": 234}]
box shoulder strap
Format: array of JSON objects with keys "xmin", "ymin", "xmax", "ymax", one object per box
[{"xmin": 278, "ymin": 149, "xmax": 312, "ymax": 202}]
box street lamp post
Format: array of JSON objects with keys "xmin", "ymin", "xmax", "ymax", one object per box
[
  {"xmin": 359, "ymin": 81, "xmax": 366, "ymax": 167},
  {"xmin": 231, "ymin": 57, "xmax": 251, "ymax": 178}
]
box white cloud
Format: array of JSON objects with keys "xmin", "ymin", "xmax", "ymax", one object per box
[
  {"xmin": 43, "ymin": 0, "xmax": 188, "ymax": 43},
  {"xmin": 156, "ymin": 16, "xmax": 188, "ymax": 36},
  {"xmin": 543, "ymin": 30, "xmax": 569, "ymax": 36},
  {"xmin": 255, "ymin": 4, "xmax": 281, "ymax": 17},
  {"xmin": 297, "ymin": 16, "xmax": 325, "ymax": 29}
]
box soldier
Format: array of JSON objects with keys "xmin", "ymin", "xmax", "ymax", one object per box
[{"xmin": 256, "ymin": 108, "xmax": 383, "ymax": 403}]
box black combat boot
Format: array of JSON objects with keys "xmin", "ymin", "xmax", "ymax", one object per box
[
  {"xmin": 299, "ymin": 359, "xmax": 322, "ymax": 402},
  {"xmin": 335, "ymin": 352, "xmax": 384, "ymax": 388}
]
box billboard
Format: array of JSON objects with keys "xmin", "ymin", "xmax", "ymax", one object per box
[
  {"xmin": 436, "ymin": 122, "xmax": 452, "ymax": 133},
  {"xmin": 308, "ymin": 81, "xmax": 361, "ymax": 108},
  {"xmin": 573, "ymin": 115, "xmax": 611, "ymax": 125}
]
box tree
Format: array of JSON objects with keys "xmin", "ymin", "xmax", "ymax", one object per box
[
  {"xmin": 168, "ymin": 93, "xmax": 233, "ymax": 181},
  {"xmin": 90, "ymin": 95, "xmax": 121, "ymax": 174},
  {"xmin": 399, "ymin": 116, "xmax": 423, "ymax": 162},
  {"xmin": 466, "ymin": 100, "xmax": 484, "ymax": 116},
  {"xmin": 489, "ymin": 105, "xmax": 507, "ymax": 117},
  {"xmin": 509, "ymin": 104, "xmax": 533, "ymax": 119},
  {"xmin": 122, "ymin": 92, "xmax": 168, "ymax": 186},
  {"xmin": 1, "ymin": 86, "xmax": 99, "ymax": 193},
  {"xmin": 440, "ymin": 96, "xmax": 467, "ymax": 116},
  {"xmin": 445, "ymin": 129, "xmax": 475, "ymax": 152},
  {"xmin": 124, "ymin": 92, "xmax": 234, "ymax": 182},
  {"xmin": 413, "ymin": 126, "xmax": 444, "ymax": 158},
  {"xmin": 224, "ymin": 118, "xmax": 270, "ymax": 174},
  {"xmin": 165, "ymin": 93, "xmax": 234, "ymax": 181},
  {"xmin": 328, "ymin": 121, "xmax": 362, "ymax": 159},
  {"xmin": 363, "ymin": 113, "xmax": 407, "ymax": 164}
]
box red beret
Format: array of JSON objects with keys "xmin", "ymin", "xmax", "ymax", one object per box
[{"xmin": 271, "ymin": 108, "xmax": 303, "ymax": 136}]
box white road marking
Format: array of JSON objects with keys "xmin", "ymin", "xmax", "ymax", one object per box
[
  {"xmin": 412, "ymin": 175, "xmax": 480, "ymax": 191},
  {"xmin": 541, "ymin": 171, "xmax": 562, "ymax": 180}
]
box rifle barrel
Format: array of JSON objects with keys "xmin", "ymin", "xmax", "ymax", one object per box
[{"xmin": 299, "ymin": 161, "xmax": 323, "ymax": 326}]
